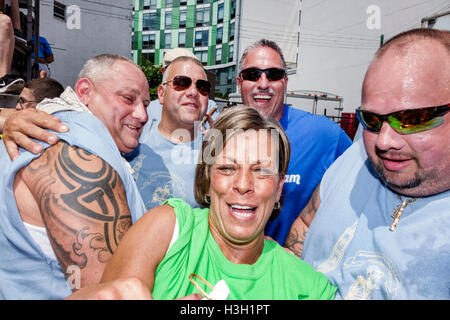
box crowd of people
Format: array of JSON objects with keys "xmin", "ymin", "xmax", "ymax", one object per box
[{"xmin": 0, "ymin": 26, "xmax": 448, "ymax": 300}]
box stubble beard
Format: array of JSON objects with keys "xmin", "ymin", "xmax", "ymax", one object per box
[{"xmin": 368, "ymin": 156, "xmax": 445, "ymax": 197}]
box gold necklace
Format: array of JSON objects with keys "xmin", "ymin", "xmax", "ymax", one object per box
[{"xmin": 390, "ymin": 194, "xmax": 418, "ymax": 231}]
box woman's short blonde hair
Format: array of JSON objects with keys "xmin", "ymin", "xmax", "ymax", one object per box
[{"xmin": 194, "ymin": 105, "xmax": 291, "ymax": 220}]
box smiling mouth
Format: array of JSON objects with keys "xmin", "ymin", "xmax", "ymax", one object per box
[
  {"xmin": 182, "ymin": 102, "xmax": 199, "ymax": 108},
  {"xmin": 125, "ymin": 124, "xmax": 141, "ymax": 131},
  {"xmin": 253, "ymin": 94, "xmax": 272, "ymax": 102},
  {"xmin": 229, "ymin": 204, "xmax": 257, "ymax": 218}
]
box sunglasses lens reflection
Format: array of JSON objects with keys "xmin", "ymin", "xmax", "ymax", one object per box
[
  {"xmin": 172, "ymin": 76, "xmax": 210, "ymax": 96},
  {"xmin": 357, "ymin": 105, "xmax": 449, "ymax": 134},
  {"xmin": 172, "ymin": 76, "xmax": 192, "ymax": 90}
]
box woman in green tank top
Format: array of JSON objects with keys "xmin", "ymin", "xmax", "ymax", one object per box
[{"xmin": 68, "ymin": 106, "xmax": 336, "ymax": 300}]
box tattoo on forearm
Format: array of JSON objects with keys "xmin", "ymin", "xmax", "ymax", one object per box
[
  {"xmin": 25, "ymin": 142, "xmax": 131, "ymax": 274},
  {"xmin": 300, "ymin": 185, "xmax": 320, "ymax": 220},
  {"xmin": 285, "ymin": 185, "xmax": 321, "ymax": 258},
  {"xmin": 284, "ymin": 226, "xmax": 307, "ymax": 258}
]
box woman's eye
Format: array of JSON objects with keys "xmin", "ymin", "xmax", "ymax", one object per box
[
  {"xmin": 254, "ymin": 167, "xmax": 274, "ymax": 176},
  {"xmin": 217, "ymin": 166, "xmax": 234, "ymax": 174}
]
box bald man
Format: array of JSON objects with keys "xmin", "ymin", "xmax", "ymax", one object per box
[{"xmin": 286, "ymin": 28, "xmax": 450, "ymax": 300}]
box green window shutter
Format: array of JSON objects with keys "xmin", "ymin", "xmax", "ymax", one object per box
[
  {"xmin": 185, "ymin": 27, "xmax": 194, "ymax": 47},
  {"xmin": 222, "ymin": 42, "xmax": 229, "ymax": 64},
  {"xmin": 186, "ymin": 5, "xmax": 195, "ymax": 28},
  {"xmin": 172, "ymin": 7, "xmax": 179, "ymax": 28}
]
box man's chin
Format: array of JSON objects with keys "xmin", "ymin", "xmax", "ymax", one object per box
[
  {"xmin": 118, "ymin": 140, "xmax": 139, "ymax": 154},
  {"xmin": 371, "ymin": 160, "xmax": 422, "ymax": 193}
]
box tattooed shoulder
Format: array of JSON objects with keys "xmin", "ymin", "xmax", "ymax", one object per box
[{"xmin": 22, "ymin": 140, "xmax": 132, "ymax": 285}]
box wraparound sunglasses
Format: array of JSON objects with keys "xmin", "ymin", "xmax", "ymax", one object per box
[{"xmin": 356, "ymin": 104, "xmax": 449, "ymax": 134}]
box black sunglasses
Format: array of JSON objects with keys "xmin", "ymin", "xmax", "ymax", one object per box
[
  {"xmin": 356, "ymin": 104, "xmax": 449, "ymax": 134},
  {"xmin": 239, "ymin": 68, "xmax": 286, "ymax": 82},
  {"xmin": 163, "ymin": 75, "xmax": 211, "ymax": 96}
]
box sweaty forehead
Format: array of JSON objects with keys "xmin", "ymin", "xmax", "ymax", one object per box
[
  {"xmin": 362, "ymin": 40, "xmax": 449, "ymax": 111},
  {"xmin": 169, "ymin": 60, "xmax": 206, "ymax": 79}
]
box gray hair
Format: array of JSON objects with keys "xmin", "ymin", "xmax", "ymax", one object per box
[
  {"xmin": 78, "ymin": 54, "xmax": 138, "ymax": 82},
  {"xmin": 238, "ymin": 39, "xmax": 287, "ymax": 73}
]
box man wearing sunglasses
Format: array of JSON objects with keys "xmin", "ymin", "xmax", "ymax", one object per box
[
  {"xmin": 286, "ymin": 28, "xmax": 450, "ymax": 299},
  {"xmin": 236, "ymin": 39, "xmax": 352, "ymax": 246},
  {"xmin": 3, "ymin": 49, "xmax": 214, "ymax": 215},
  {"xmin": 124, "ymin": 55, "xmax": 211, "ymax": 210},
  {"xmin": 145, "ymin": 48, "xmax": 217, "ymax": 123}
]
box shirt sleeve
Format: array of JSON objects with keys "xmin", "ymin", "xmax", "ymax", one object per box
[
  {"xmin": 40, "ymin": 37, "xmax": 54, "ymax": 56},
  {"xmin": 334, "ymin": 129, "xmax": 352, "ymax": 159}
]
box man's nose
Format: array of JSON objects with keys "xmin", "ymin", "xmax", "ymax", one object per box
[
  {"xmin": 375, "ymin": 122, "xmax": 405, "ymax": 151},
  {"xmin": 185, "ymin": 81, "xmax": 200, "ymax": 97},
  {"xmin": 256, "ymin": 72, "xmax": 270, "ymax": 89},
  {"xmin": 133, "ymin": 101, "xmax": 149, "ymax": 123}
]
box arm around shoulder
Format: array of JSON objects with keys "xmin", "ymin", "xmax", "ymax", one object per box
[{"xmin": 0, "ymin": 108, "xmax": 16, "ymax": 134}]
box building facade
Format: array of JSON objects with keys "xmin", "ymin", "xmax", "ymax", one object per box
[
  {"xmin": 132, "ymin": 0, "xmax": 300, "ymax": 96},
  {"xmin": 38, "ymin": 0, "xmax": 133, "ymax": 87},
  {"xmin": 132, "ymin": 0, "xmax": 237, "ymax": 95}
]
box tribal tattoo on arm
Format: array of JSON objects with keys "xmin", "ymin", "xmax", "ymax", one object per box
[
  {"xmin": 21, "ymin": 141, "xmax": 132, "ymax": 288},
  {"xmin": 284, "ymin": 184, "xmax": 321, "ymax": 258}
]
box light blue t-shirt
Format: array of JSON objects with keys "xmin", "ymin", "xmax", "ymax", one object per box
[
  {"xmin": 302, "ymin": 140, "xmax": 450, "ymax": 299},
  {"xmin": 0, "ymin": 111, "xmax": 146, "ymax": 299},
  {"xmin": 126, "ymin": 117, "xmax": 203, "ymax": 210},
  {"xmin": 125, "ymin": 98, "xmax": 217, "ymax": 210}
]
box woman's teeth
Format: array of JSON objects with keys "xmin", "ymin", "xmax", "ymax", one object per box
[{"xmin": 230, "ymin": 204, "xmax": 255, "ymax": 217}]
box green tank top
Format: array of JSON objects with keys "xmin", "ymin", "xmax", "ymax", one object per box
[{"xmin": 152, "ymin": 198, "xmax": 336, "ymax": 300}]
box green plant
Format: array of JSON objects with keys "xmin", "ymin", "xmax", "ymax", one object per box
[{"xmin": 139, "ymin": 55, "xmax": 162, "ymax": 101}]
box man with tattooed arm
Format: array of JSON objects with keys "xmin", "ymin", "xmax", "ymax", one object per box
[{"xmin": 0, "ymin": 54, "xmax": 150, "ymax": 299}]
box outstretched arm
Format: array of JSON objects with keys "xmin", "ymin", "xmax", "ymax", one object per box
[
  {"xmin": 284, "ymin": 184, "xmax": 321, "ymax": 258},
  {"xmin": 65, "ymin": 203, "xmax": 180, "ymax": 300},
  {"xmin": 101, "ymin": 203, "xmax": 177, "ymax": 289},
  {"xmin": 17, "ymin": 140, "xmax": 132, "ymax": 289},
  {"xmin": 2, "ymin": 108, "xmax": 68, "ymax": 160}
]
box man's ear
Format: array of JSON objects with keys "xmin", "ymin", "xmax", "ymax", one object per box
[
  {"xmin": 75, "ymin": 78, "xmax": 94, "ymax": 105},
  {"xmin": 157, "ymin": 84, "xmax": 165, "ymax": 105}
]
